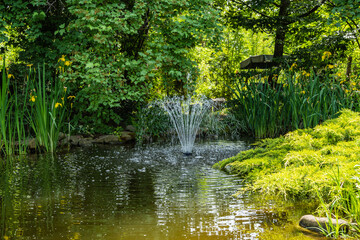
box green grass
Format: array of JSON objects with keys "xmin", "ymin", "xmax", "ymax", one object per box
[
  {"xmin": 215, "ymin": 110, "xmax": 360, "ymax": 199},
  {"xmin": 215, "ymin": 110, "xmax": 360, "ymax": 237},
  {"xmin": 0, "ymin": 60, "xmax": 13, "ymax": 155}
]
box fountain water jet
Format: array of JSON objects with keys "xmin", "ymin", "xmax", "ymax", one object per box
[{"xmin": 159, "ymin": 96, "xmax": 212, "ymax": 155}]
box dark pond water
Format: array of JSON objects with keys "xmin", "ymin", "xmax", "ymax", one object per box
[{"xmin": 1, "ymin": 140, "xmax": 306, "ymax": 240}]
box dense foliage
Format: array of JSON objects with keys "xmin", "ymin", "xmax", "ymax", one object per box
[
  {"xmin": 1, "ymin": 0, "xmax": 221, "ymax": 133},
  {"xmin": 1, "ymin": 0, "xmax": 360, "ymax": 138}
]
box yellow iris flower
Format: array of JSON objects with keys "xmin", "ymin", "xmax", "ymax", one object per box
[
  {"xmin": 322, "ymin": 51, "xmax": 332, "ymax": 61},
  {"xmin": 55, "ymin": 102, "xmax": 63, "ymax": 108}
]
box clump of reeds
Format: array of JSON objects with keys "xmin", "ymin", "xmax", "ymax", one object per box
[{"xmin": 229, "ymin": 69, "xmax": 358, "ymax": 138}]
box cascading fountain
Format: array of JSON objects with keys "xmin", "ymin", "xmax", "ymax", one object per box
[{"xmin": 159, "ymin": 96, "xmax": 213, "ymax": 155}]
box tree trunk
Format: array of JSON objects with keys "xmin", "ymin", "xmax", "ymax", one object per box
[
  {"xmin": 346, "ymin": 55, "xmax": 353, "ymax": 81},
  {"xmin": 270, "ymin": 0, "xmax": 290, "ymax": 87},
  {"xmin": 273, "ymin": 28, "xmax": 287, "ymax": 58},
  {"xmin": 273, "ymin": 0, "xmax": 290, "ymax": 58}
]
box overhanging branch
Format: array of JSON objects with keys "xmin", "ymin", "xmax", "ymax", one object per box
[
  {"xmin": 295, "ymin": 0, "xmax": 327, "ymax": 20},
  {"xmin": 232, "ymin": 0, "xmax": 271, "ymax": 19}
]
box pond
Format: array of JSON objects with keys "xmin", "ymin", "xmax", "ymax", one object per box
[{"xmin": 1, "ymin": 140, "xmax": 314, "ymax": 240}]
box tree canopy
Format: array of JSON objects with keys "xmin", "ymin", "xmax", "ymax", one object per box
[
  {"xmin": 1, "ymin": 0, "xmax": 221, "ymax": 131},
  {"xmin": 220, "ymin": 0, "xmax": 360, "ymax": 66}
]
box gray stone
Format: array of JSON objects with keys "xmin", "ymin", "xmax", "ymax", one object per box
[
  {"xmin": 28, "ymin": 138, "xmax": 37, "ymax": 150},
  {"xmin": 59, "ymin": 137, "xmax": 70, "ymax": 146},
  {"xmin": 299, "ymin": 214, "xmax": 349, "ymax": 234},
  {"xmin": 120, "ymin": 131, "xmax": 135, "ymax": 141},
  {"xmin": 125, "ymin": 125, "xmax": 136, "ymax": 132},
  {"xmin": 92, "ymin": 135, "xmax": 120, "ymax": 144},
  {"xmin": 58, "ymin": 132, "xmax": 67, "ymax": 141},
  {"xmin": 69, "ymin": 135, "xmax": 92, "ymax": 147}
]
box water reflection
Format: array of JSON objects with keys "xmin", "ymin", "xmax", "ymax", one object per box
[{"xmin": 1, "ymin": 141, "xmax": 293, "ymax": 240}]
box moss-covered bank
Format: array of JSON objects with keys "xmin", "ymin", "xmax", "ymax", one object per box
[{"xmin": 214, "ymin": 109, "xmax": 360, "ymax": 200}]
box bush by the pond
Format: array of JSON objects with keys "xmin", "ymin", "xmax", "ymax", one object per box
[{"xmin": 214, "ymin": 109, "xmax": 360, "ymax": 200}]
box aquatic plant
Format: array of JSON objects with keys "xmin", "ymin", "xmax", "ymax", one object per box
[
  {"xmin": 0, "ymin": 61, "xmax": 28, "ymax": 156},
  {"xmin": 0, "ymin": 61, "xmax": 13, "ymax": 155},
  {"xmin": 133, "ymin": 103, "xmax": 172, "ymax": 143},
  {"xmin": 27, "ymin": 64, "xmax": 68, "ymax": 153},
  {"xmin": 228, "ymin": 70, "xmax": 357, "ymax": 138}
]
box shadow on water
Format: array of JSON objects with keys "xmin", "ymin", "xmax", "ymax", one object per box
[{"xmin": 0, "ymin": 140, "xmax": 322, "ymax": 240}]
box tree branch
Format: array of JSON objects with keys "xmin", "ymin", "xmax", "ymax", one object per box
[
  {"xmin": 347, "ymin": 20, "xmax": 360, "ymax": 49},
  {"xmin": 272, "ymin": 2, "xmax": 280, "ymax": 7},
  {"xmin": 295, "ymin": 0, "xmax": 327, "ymax": 19},
  {"xmin": 232, "ymin": 0, "xmax": 271, "ymax": 18}
]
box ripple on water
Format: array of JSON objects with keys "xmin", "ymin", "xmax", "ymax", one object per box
[{"xmin": 1, "ymin": 140, "xmax": 295, "ymax": 240}]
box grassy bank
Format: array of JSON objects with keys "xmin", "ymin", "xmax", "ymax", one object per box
[
  {"xmin": 214, "ymin": 110, "xmax": 360, "ymax": 237},
  {"xmin": 214, "ymin": 109, "xmax": 360, "ymax": 199}
]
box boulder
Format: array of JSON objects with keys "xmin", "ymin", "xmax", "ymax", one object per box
[
  {"xmin": 299, "ymin": 214, "xmax": 349, "ymax": 234},
  {"xmin": 125, "ymin": 125, "xmax": 136, "ymax": 132},
  {"xmin": 58, "ymin": 132, "xmax": 67, "ymax": 141},
  {"xmin": 69, "ymin": 135, "xmax": 92, "ymax": 147},
  {"xmin": 28, "ymin": 138, "xmax": 37, "ymax": 150},
  {"xmin": 92, "ymin": 135, "xmax": 120, "ymax": 144},
  {"xmin": 120, "ymin": 131, "xmax": 135, "ymax": 141}
]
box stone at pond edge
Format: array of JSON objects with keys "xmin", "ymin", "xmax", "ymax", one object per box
[
  {"xmin": 125, "ymin": 125, "xmax": 136, "ymax": 132},
  {"xmin": 299, "ymin": 214, "xmax": 349, "ymax": 234},
  {"xmin": 120, "ymin": 131, "xmax": 135, "ymax": 141},
  {"xmin": 68, "ymin": 135, "xmax": 93, "ymax": 147},
  {"xmin": 58, "ymin": 132, "xmax": 66, "ymax": 141},
  {"xmin": 28, "ymin": 138, "xmax": 37, "ymax": 150},
  {"xmin": 92, "ymin": 135, "xmax": 120, "ymax": 144}
]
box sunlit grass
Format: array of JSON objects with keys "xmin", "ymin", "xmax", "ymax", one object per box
[{"xmin": 215, "ymin": 110, "xmax": 360, "ymax": 238}]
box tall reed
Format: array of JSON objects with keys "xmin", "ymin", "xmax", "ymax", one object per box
[
  {"xmin": 0, "ymin": 61, "xmax": 34, "ymax": 156},
  {"xmin": 0, "ymin": 61, "xmax": 13, "ymax": 155},
  {"xmin": 28, "ymin": 64, "xmax": 67, "ymax": 153},
  {"xmin": 13, "ymin": 79, "xmax": 31, "ymax": 155},
  {"xmin": 229, "ymin": 71, "xmax": 356, "ymax": 138}
]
